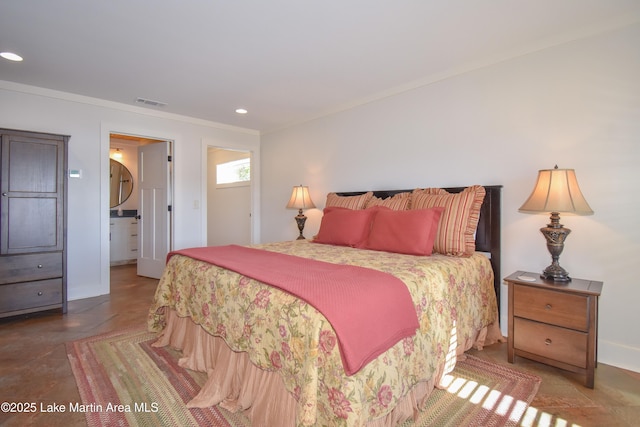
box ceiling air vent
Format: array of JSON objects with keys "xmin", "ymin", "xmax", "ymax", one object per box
[{"xmin": 135, "ymin": 97, "xmax": 168, "ymax": 108}]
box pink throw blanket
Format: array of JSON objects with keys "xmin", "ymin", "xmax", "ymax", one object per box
[{"xmin": 167, "ymin": 245, "xmax": 419, "ymax": 375}]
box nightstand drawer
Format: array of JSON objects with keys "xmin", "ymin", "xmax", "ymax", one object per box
[
  {"xmin": 514, "ymin": 317, "xmax": 588, "ymax": 368},
  {"xmin": 513, "ymin": 284, "xmax": 589, "ymax": 331}
]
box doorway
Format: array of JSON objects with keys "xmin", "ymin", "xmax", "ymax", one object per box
[
  {"xmin": 109, "ymin": 133, "xmax": 173, "ymax": 279},
  {"xmin": 206, "ymin": 147, "xmax": 252, "ymax": 246}
]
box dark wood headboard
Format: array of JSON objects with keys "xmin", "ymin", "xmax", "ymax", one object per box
[{"xmin": 337, "ymin": 185, "xmax": 503, "ymax": 311}]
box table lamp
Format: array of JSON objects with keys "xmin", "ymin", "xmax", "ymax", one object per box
[
  {"xmin": 286, "ymin": 185, "xmax": 316, "ymax": 240},
  {"xmin": 519, "ymin": 166, "xmax": 593, "ymax": 282}
]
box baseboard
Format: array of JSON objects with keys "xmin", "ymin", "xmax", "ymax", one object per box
[
  {"xmin": 67, "ymin": 284, "xmax": 110, "ymax": 301},
  {"xmin": 599, "ymin": 339, "xmax": 640, "ymax": 373}
]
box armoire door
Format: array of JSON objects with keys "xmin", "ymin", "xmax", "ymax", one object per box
[{"xmin": 0, "ymin": 132, "xmax": 66, "ymax": 254}]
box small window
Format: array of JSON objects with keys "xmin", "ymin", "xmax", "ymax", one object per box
[{"xmin": 216, "ymin": 157, "xmax": 251, "ymax": 187}]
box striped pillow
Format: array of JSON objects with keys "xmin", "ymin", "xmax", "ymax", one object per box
[
  {"xmin": 364, "ymin": 192, "xmax": 410, "ymax": 210},
  {"xmin": 410, "ymin": 185, "xmax": 486, "ymax": 256},
  {"xmin": 325, "ymin": 192, "xmax": 373, "ymax": 210}
]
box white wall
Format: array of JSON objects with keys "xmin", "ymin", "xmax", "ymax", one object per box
[
  {"xmin": 261, "ymin": 23, "xmax": 640, "ymax": 372},
  {"xmin": 0, "ymin": 82, "xmax": 260, "ymax": 301}
]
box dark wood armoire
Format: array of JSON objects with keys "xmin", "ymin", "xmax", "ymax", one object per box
[{"xmin": 0, "ymin": 128, "xmax": 68, "ymax": 317}]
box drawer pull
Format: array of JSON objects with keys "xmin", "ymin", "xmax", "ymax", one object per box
[
  {"xmin": 545, "ymin": 303, "xmax": 552, "ymax": 310},
  {"xmin": 37, "ymin": 264, "xmax": 43, "ymax": 268},
  {"xmin": 545, "ymin": 338, "xmax": 552, "ymax": 346},
  {"xmin": 37, "ymin": 291, "xmax": 43, "ymax": 296}
]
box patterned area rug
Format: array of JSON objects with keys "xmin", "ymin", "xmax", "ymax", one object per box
[
  {"xmin": 67, "ymin": 328, "xmax": 540, "ymax": 427},
  {"xmin": 405, "ymin": 354, "xmax": 541, "ymax": 427}
]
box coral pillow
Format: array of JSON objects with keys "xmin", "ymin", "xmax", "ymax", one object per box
[
  {"xmin": 365, "ymin": 207, "xmax": 444, "ymax": 256},
  {"xmin": 314, "ymin": 207, "xmax": 376, "ymax": 247},
  {"xmin": 411, "ymin": 185, "xmax": 485, "ymax": 257}
]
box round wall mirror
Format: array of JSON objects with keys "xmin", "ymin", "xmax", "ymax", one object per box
[{"xmin": 110, "ymin": 159, "xmax": 134, "ymax": 208}]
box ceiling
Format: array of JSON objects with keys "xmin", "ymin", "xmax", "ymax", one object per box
[{"xmin": 1, "ymin": 1, "xmax": 639, "ymax": 133}]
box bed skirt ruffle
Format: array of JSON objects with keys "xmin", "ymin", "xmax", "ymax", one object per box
[{"xmin": 152, "ymin": 308, "xmax": 503, "ymax": 427}]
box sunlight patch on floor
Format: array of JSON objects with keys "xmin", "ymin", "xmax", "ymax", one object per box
[
  {"xmin": 520, "ymin": 406, "xmax": 581, "ymax": 427},
  {"xmin": 438, "ymin": 370, "xmax": 582, "ymax": 427},
  {"xmin": 439, "ymin": 322, "xmax": 583, "ymax": 427},
  {"xmin": 438, "ymin": 367, "xmax": 531, "ymax": 423}
]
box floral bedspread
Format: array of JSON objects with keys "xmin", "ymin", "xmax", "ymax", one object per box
[{"xmin": 148, "ymin": 240, "xmax": 498, "ymax": 426}]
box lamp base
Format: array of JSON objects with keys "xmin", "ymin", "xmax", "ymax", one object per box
[
  {"xmin": 541, "ymin": 264, "xmax": 571, "ymax": 282},
  {"xmin": 539, "ymin": 212, "xmax": 572, "ymax": 283},
  {"xmin": 294, "ymin": 210, "xmax": 307, "ymax": 240}
]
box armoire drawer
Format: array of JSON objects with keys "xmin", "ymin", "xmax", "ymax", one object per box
[
  {"xmin": 0, "ymin": 252, "xmax": 63, "ymax": 285},
  {"xmin": 0, "ymin": 279, "xmax": 63, "ymax": 314}
]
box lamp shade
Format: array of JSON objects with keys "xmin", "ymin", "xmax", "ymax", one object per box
[
  {"xmin": 519, "ymin": 167, "xmax": 593, "ymax": 215},
  {"xmin": 286, "ymin": 185, "xmax": 316, "ymax": 210}
]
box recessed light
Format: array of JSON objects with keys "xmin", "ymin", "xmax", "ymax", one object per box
[
  {"xmin": 1, "ymin": 52, "xmax": 23, "ymax": 62},
  {"xmin": 235, "ymin": 108, "xmax": 248, "ymax": 114}
]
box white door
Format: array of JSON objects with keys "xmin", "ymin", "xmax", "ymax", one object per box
[{"xmin": 137, "ymin": 141, "xmax": 171, "ymax": 278}]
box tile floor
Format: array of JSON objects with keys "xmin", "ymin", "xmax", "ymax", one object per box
[{"xmin": 1, "ymin": 264, "xmax": 639, "ymax": 426}]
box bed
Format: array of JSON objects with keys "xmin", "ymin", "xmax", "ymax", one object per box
[{"xmin": 148, "ymin": 185, "xmax": 503, "ymax": 426}]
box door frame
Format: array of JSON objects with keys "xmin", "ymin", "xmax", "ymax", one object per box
[
  {"xmin": 201, "ymin": 138, "xmax": 261, "ymax": 247},
  {"xmin": 100, "ymin": 123, "xmax": 176, "ymax": 292}
]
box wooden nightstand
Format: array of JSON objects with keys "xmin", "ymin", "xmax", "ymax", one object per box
[{"xmin": 505, "ymin": 271, "xmax": 603, "ymax": 388}]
